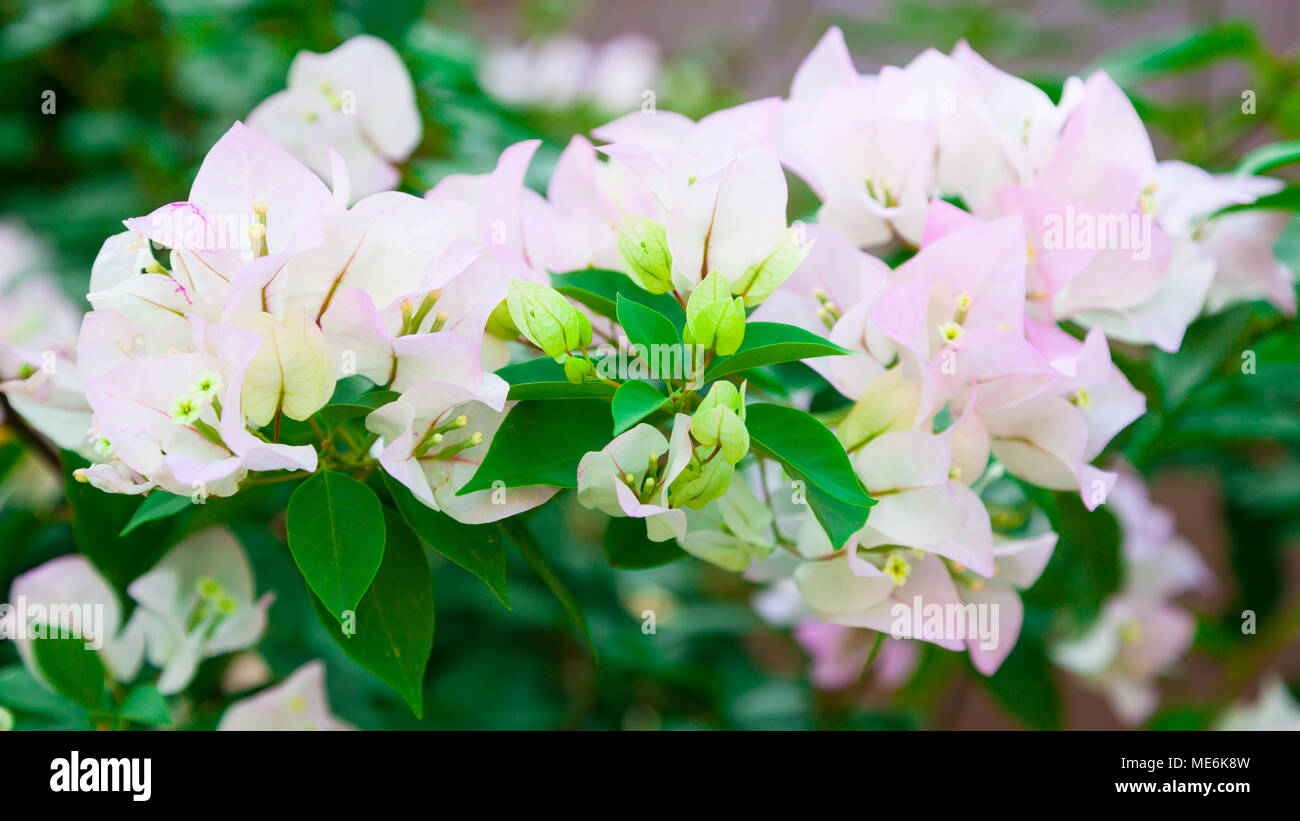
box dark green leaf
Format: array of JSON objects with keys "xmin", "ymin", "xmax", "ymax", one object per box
[
  {"xmin": 459, "ymin": 398, "xmax": 613, "ymax": 493},
  {"xmin": 315, "ymin": 389, "xmax": 401, "ymax": 431},
  {"xmin": 311, "ymin": 508, "xmax": 434, "ymax": 717},
  {"xmin": 745, "ymin": 403, "xmax": 875, "ymax": 550},
  {"xmin": 287, "ymin": 470, "xmax": 386, "ymax": 620},
  {"xmin": 611, "ymin": 380, "xmax": 668, "ymax": 434},
  {"xmin": 328, "ymin": 375, "xmax": 381, "ymax": 405},
  {"xmin": 119, "ymin": 685, "xmax": 170, "ymax": 726},
  {"xmin": 119, "ymin": 492, "xmax": 190, "ymax": 537},
  {"xmin": 552, "ymin": 268, "xmax": 685, "ymax": 331},
  {"xmin": 496, "ymin": 357, "xmax": 617, "ymax": 400},
  {"xmin": 383, "ymin": 471, "xmax": 510, "ymax": 608},
  {"xmin": 30, "ymin": 630, "xmax": 108, "ymax": 712},
  {"xmin": 702, "ymin": 322, "xmax": 848, "ymax": 383},
  {"xmin": 602, "ymin": 515, "xmax": 688, "ymax": 568},
  {"xmin": 616, "ymin": 293, "xmax": 680, "ymax": 350}
]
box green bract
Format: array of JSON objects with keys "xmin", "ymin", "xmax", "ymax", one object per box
[
  {"xmin": 684, "ymin": 273, "xmax": 745, "ymax": 356},
  {"xmin": 690, "ymin": 381, "xmax": 750, "ymax": 464},
  {"xmin": 507, "ymin": 279, "xmax": 593, "ymax": 362},
  {"xmin": 837, "ymin": 367, "xmax": 922, "ymax": 452},
  {"xmin": 616, "ymin": 215, "xmax": 673, "ymax": 294},
  {"xmin": 733, "ymin": 226, "xmax": 809, "ymax": 307},
  {"xmin": 668, "ymin": 448, "xmax": 736, "ymax": 509},
  {"xmin": 485, "ymin": 298, "xmax": 520, "ymax": 340}
]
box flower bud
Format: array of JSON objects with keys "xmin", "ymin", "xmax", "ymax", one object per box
[
  {"xmin": 563, "ymin": 355, "xmax": 593, "ymax": 384},
  {"xmin": 507, "ymin": 279, "xmax": 592, "ymax": 362},
  {"xmin": 616, "ymin": 215, "xmax": 673, "ymax": 294},
  {"xmin": 684, "ymin": 274, "xmax": 745, "ymax": 356},
  {"xmin": 697, "ymin": 380, "xmax": 744, "ymax": 417},
  {"xmin": 691, "ymin": 381, "xmax": 749, "ymax": 463},
  {"xmin": 691, "ymin": 405, "xmax": 749, "ymax": 464}
]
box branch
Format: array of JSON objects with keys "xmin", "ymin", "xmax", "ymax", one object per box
[{"xmin": 0, "ymin": 393, "xmax": 62, "ymax": 472}]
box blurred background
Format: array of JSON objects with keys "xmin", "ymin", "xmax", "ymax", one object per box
[{"xmin": 1, "ymin": 0, "xmax": 1298, "ymax": 729}]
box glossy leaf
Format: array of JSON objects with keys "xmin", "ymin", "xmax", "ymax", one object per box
[
  {"xmin": 287, "ymin": 470, "xmax": 386, "ymax": 621},
  {"xmin": 496, "ymin": 357, "xmax": 617, "ymax": 400},
  {"xmin": 459, "ymin": 398, "xmax": 613, "ymax": 493},
  {"xmin": 702, "ymin": 322, "xmax": 848, "ymax": 383},
  {"xmin": 602, "ymin": 515, "xmax": 688, "ymax": 569},
  {"xmin": 311, "ymin": 508, "xmax": 434, "ymax": 718},
  {"xmin": 611, "ymin": 380, "xmax": 669, "ymax": 434},
  {"xmin": 383, "ymin": 471, "xmax": 510, "ymax": 608},
  {"xmin": 616, "ymin": 293, "xmax": 680, "ymax": 350},
  {"xmin": 551, "ymin": 268, "xmax": 685, "ymax": 331},
  {"xmin": 118, "ymin": 491, "xmax": 190, "ymax": 537},
  {"xmin": 745, "ymin": 403, "xmax": 875, "ymax": 550}
]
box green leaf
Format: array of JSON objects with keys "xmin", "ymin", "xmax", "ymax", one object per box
[
  {"xmin": 1020, "ymin": 488, "xmax": 1121, "ymax": 630},
  {"xmin": 30, "ymin": 630, "xmax": 108, "ymax": 712},
  {"xmin": 602, "ymin": 515, "xmax": 688, "ymax": 569},
  {"xmin": 311, "ymin": 508, "xmax": 434, "ymax": 718},
  {"xmin": 611, "ymin": 380, "xmax": 669, "ymax": 434},
  {"xmin": 1214, "ymin": 185, "xmax": 1300, "ymax": 216},
  {"xmin": 0, "ymin": 665, "xmax": 83, "ymax": 718},
  {"xmin": 328, "ymin": 374, "xmax": 380, "ymax": 405},
  {"xmin": 551, "ymin": 268, "xmax": 685, "ymax": 331},
  {"xmin": 745, "ymin": 403, "xmax": 875, "ymax": 550},
  {"xmin": 287, "ymin": 470, "xmax": 386, "ymax": 621},
  {"xmin": 702, "ymin": 322, "xmax": 848, "ymax": 383},
  {"xmin": 1096, "ymin": 21, "xmax": 1262, "ymax": 85},
  {"xmin": 1236, "ymin": 141, "xmax": 1300, "ymax": 176},
  {"xmin": 118, "ymin": 685, "xmax": 170, "ymax": 727},
  {"xmin": 459, "ymin": 398, "xmax": 613, "ymax": 494},
  {"xmin": 616, "ymin": 293, "xmax": 680, "ymax": 350},
  {"xmin": 496, "ymin": 357, "xmax": 617, "ymax": 400},
  {"xmin": 383, "ymin": 471, "xmax": 510, "ymax": 608},
  {"xmin": 502, "ymin": 517, "xmax": 596, "ymax": 659},
  {"xmin": 118, "ymin": 491, "xmax": 190, "ymax": 537},
  {"xmin": 62, "ymin": 451, "xmax": 177, "ymax": 594},
  {"xmin": 315, "ymin": 388, "xmax": 401, "ymax": 431}
]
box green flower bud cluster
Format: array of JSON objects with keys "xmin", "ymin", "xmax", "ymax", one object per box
[
  {"xmin": 506, "ymin": 279, "xmax": 593, "ymax": 369},
  {"xmin": 684, "ymin": 273, "xmax": 745, "ymax": 356},
  {"xmin": 690, "ymin": 381, "xmax": 749, "ymax": 463},
  {"xmin": 670, "ymin": 382, "xmax": 750, "ymax": 509}
]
